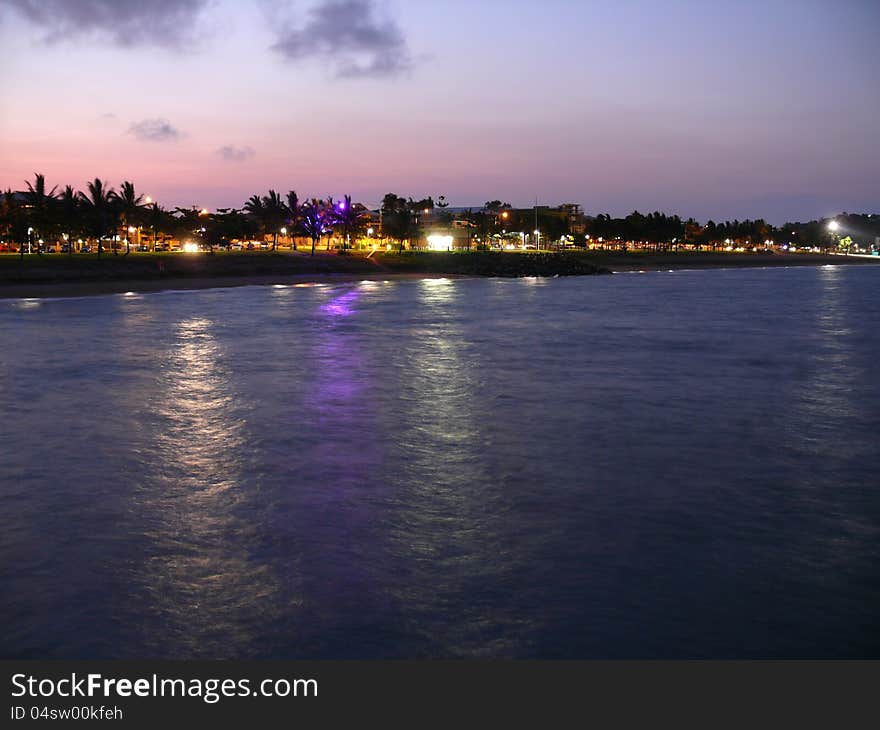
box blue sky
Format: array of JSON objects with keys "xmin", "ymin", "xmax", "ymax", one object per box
[{"xmin": 1, "ymin": 0, "xmax": 878, "ymax": 222}]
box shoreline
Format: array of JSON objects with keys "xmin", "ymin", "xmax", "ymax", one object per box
[
  {"xmin": 0, "ymin": 252, "xmax": 877, "ymax": 299},
  {"xmin": 603, "ymin": 252, "xmax": 880, "ymax": 273},
  {"xmin": 0, "ymin": 272, "xmax": 461, "ymax": 300}
]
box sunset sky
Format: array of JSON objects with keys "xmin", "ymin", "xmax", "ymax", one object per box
[{"xmin": 1, "ymin": 0, "xmax": 878, "ymax": 223}]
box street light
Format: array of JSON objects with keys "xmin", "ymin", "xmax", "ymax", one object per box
[{"xmin": 828, "ymin": 220, "xmax": 839, "ymax": 232}]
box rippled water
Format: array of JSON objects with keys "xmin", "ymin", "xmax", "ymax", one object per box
[{"xmin": 1, "ymin": 266, "xmax": 878, "ymax": 659}]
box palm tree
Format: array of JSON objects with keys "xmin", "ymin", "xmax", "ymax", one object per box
[
  {"xmin": 262, "ymin": 190, "xmax": 286, "ymax": 251},
  {"xmin": 113, "ymin": 181, "xmax": 144, "ymax": 255},
  {"xmin": 300, "ymin": 199, "xmax": 328, "ymax": 256},
  {"xmin": 58, "ymin": 185, "xmax": 81, "ymax": 255},
  {"xmin": 1, "ymin": 189, "xmax": 25, "ymax": 257},
  {"xmin": 23, "ymin": 173, "xmax": 58, "ymax": 255},
  {"xmin": 78, "ymin": 179, "xmax": 116, "ymax": 258},
  {"xmin": 325, "ymin": 196, "xmax": 335, "ymax": 250},
  {"xmin": 332, "ymin": 194, "xmax": 367, "ymax": 252},
  {"xmin": 286, "ymin": 190, "xmax": 300, "ymax": 250},
  {"xmin": 243, "ymin": 194, "xmax": 265, "ymax": 248},
  {"xmin": 143, "ymin": 202, "xmax": 169, "ymax": 252}
]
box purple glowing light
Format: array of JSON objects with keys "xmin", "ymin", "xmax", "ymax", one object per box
[{"xmin": 320, "ymin": 288, "xmax": 360, "ymax": 318}]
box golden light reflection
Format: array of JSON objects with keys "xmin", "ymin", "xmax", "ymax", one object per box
[
  {"xmin": 134, "ymin": 316, "xmax": 286, "ymax": 657},
  {"xmin": 385, "ymin": 281, "xmax": 523, "ymax": 654}
]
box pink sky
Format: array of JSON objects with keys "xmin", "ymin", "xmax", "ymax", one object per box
[{"xmin": 1, "ymin": 0, "xmax": 878, "ymax": 223}]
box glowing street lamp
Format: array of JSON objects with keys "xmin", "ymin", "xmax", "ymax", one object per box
[
  {"xmin": 827, "ymin": 220, "xmax": 839, "ymax": 232},
  {"xmin": 280, "ymin": 227, "xmax": 287, "ymax": 235}
]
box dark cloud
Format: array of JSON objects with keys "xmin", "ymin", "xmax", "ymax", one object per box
[
  {"xmin": 271, "ymin": 0, "xmax": 414, "ymax": 78},
  {"xmin": 217, "ymin": 145, "xmax": 256, "ymax": 162},
  {"xmin": 4, "ymin": 0, "xmax": 210, "ymax": 48},
  {"xmin": 128, "ymin": 118, "xmax": 182, "ymax": 142}
]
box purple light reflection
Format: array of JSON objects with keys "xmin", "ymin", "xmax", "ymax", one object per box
[{"xmin": 320, "ymin": 288, "xmax": 361, "ymax": 318}]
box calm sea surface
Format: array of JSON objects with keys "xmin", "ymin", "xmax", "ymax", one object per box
[{"xmin": 1, "ymin": 266, "xmax": 878, "ymax": 658}]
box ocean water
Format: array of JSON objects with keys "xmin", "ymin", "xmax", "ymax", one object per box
[{"xmin": 1, "ymin": 266, "xmax": 878, "ymax": 659}]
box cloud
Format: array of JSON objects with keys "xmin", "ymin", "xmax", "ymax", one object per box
[
  {"xmin": 217, "ymin": 145, "xmax": 256, "ymax": 162},
  {"xmin": 4, "ymin": 0, "xmax": 210, "ymax": 48},
  {"xmin": 128, "ymin": 118, "xmax": 182, "ymax": 142},
  {"xmin": 270, "ymin": 0, "xmax": 415, "ymax": 78}
]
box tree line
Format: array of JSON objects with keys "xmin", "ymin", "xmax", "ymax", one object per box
[
  {"xmin": 2, "ymin": 173, "xmax": 877, "ymax": 256},
  {"xmin": 0, "ymin": 175, "xmax": 385, "ymax": 257}
]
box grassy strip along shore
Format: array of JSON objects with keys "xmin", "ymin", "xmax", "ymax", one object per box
[
  {"xmin": 0, "ymin": 250, "xmax": 608, "ymax": 287},
  {"xmin": 1, "ymin": 249, "xmax": 877, "ymax": 299}
]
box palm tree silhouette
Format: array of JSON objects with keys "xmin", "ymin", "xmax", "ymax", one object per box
[
  {"xmin": 79, "ymin": 179, "xmax": 116, "ymax": 258},
  {"xmin": 300, "ymin": 199, "xmax": 328, "ymax": 256},
  {"xmin": 58, "ymin": 185, "xmax": 81, "ymax": 255},
  {"xmin": 262, "ymin": 190, "xmax": 286, "ymax": 251},
  {"xmin": 333, "ymin": 194, "xmax": 367, "ymax": 252},
  {"xmin": 23, "ymin": 173, "xmax": 58, "ymax": 255},
  {"xmin": 114, "ymin": 181, "xmax": 145, "ymax": 255},
  {"xmin": 243, "ymin": 194, "xmax": 266, "ymax": 248},
  {"xmin": 286, "ymin": 190, "xmax": 300, "ymax": 250},
  {"xmin": 144, "ymin": 202, "xmax": 168, "ymax": 252}
]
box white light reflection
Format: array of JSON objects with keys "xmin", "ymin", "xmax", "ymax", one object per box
[{"xmin": 133, "ymin": 316, "xmax": 283, "ymax": 657}]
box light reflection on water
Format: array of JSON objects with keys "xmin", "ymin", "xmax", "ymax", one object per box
[
  {"xmin": 128, "ymin": 316, "xmax": 284, "ymax": 657},
  {"xmin": 1, "ymin": 267, "xmax": 879, "ymax": 659}
]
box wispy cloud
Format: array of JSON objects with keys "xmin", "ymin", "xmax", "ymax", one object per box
[
  {"xmin": 4, "ymin": 0, "xmax": 210, "ymax": 48},
  {"xmin": 217, "ymin": 145, "xmax": 256, "ymax": 162},
  {"xmin": 270, "ymin": 0, "xmax": 415, "ymax": 78},
  {"xmin": 128, "ymin": 118, "xmax": 182, "ymax": 143}
]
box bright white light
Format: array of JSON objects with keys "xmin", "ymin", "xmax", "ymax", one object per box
[
  {"xmin": 367, "ymin": 228, "xmax": 374, "ymax": 236},
  {"xmin": 280, "ymin": 227, "xmax": 287, "ymax": 235},
  {"xmin": 427, "ymin": 234, "xmax": 454, "ymax": 251},
  {"xmin": 828, "ymin": 220, "xmax": 840, "ymax": 232},
  {"xmin": 182, "ymin": 241, "xmax": 199, "ymax": 253},
  {"xmin": 128, "ymin": 226, "xmax": 136, "ymax": 233}
]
